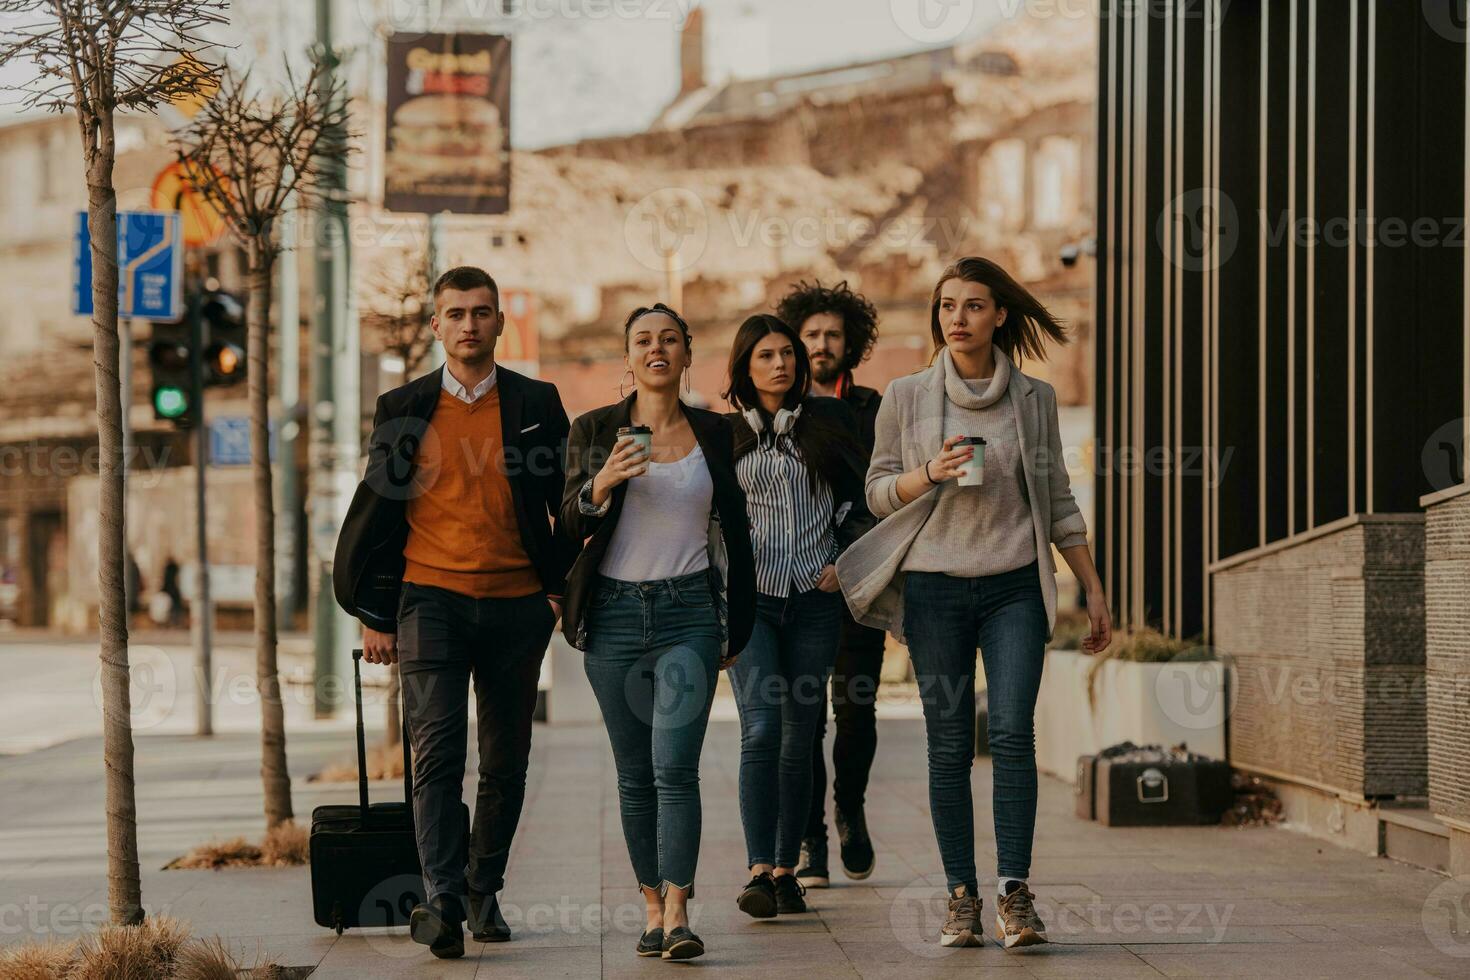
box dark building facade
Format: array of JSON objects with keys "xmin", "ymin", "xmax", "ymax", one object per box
[{"xmin": 1095, "ymin": 0, "xmax": 1470, "ymax": 871}]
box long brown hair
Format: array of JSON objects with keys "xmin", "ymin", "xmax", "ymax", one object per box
[
  {"xmin": 928, "ymin": 256, "xmax": 1068, "ymax": 368},
  {"xmin": 724, "ymin": 313, "xmax": 855, "ymax": 493}
]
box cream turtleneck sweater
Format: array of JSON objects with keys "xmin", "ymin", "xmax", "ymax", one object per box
[{"xmin": 900, "ymin": 346, "xmax": 1039, "ymax": 578}]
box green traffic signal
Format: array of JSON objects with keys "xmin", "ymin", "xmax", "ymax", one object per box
[{"xmin": 154, "ymin": 385, "xmax": 190, "ymax": 419}]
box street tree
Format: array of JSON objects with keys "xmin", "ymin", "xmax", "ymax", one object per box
[
  {"xmin": 174, "ymin": 53, "xmax": 351, "ymax": 829},
  {"xmin": 0, "ymin": 0, "xmax": 226, "ymax": 926}
]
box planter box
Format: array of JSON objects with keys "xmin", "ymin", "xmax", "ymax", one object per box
[{"xmin": 1034, "ymin": 650, "xmax": 1227, "ymax": 784}]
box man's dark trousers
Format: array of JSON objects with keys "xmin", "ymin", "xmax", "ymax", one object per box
[
  {"xmin": 396, "ymin": 581, "xmax": 557, "ymax": 905},
  {"xmin": 806, "ymin": 613, "xmax": 886, "ymax": 838}
]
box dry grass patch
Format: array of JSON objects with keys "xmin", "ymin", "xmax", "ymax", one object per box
[
  {"xmin": 310, "ymin": 740, "xmax": 404, "ymax": 784},
  {"xmin": 0, "ymin": 916, "xmax": 291, "ymax": 979},
  {"xmin": 165, "ymin": 821, "xmax": 309, "ymax": 869}
]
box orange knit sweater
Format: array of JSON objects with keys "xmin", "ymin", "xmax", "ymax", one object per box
[{"xmin": 402, "ymin": 387, "xmax": 542, "ymax": 598}]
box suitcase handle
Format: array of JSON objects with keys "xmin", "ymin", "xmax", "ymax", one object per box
[
  {"xmin": 1137, "ymin": 767, "xmax": 1169, "ymax": 804},
  {"xmin": 351, "ymin": 650, "xmax": 415, "ymax": 827}
]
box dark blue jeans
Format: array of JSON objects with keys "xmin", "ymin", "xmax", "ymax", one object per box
[
  {"xmin": 902, "ymin": 560, "xmax": 1048, "ymax": 890},
  {"xmin": 396, "ymin": 582, "xmax": 555, "ymax": 905},
  {"xmin": 583, "ymin": 570, "xmax": 722, "ymax": 894},
  {"xmin": 729, "ymin": 588, "xmax": 843, "ymax": 868}
]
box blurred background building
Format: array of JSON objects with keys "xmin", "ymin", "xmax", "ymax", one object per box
[{"xmin": 0, "ymin": 1, "xmax": 1100, "ymax": 633}]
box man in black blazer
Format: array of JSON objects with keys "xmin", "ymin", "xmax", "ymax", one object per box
[{"xmin": 333, "ymin": 266, "xmax": 577, "ymax": 959}]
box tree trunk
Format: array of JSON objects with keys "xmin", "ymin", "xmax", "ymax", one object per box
[
  {"xmin": 247, "ymin": 239, "xmax": 292, "ymax": 828},
  {"xmin": 86, "ymin": 113, "xmax": 144, "ymax": 926}
]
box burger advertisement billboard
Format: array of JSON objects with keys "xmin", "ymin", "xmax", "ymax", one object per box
[{"xmin": 385, "ymin": 33, "xmax": 511, "ymax": 215}]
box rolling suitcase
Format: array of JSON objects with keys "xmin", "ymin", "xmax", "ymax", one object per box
[{"xmin": 309, "ymin": 649, "xmax": 468, "ymax": 934}]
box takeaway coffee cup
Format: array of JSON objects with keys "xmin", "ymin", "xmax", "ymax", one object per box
[
  {"xmin": 956, "ymin": 435, "xmax": 987, "ymax": 486},
  {"xmin": 617, "ymin": 425, "xmax": 653, "ymax": 471}
]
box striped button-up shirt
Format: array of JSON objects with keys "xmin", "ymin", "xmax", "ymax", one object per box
[{"xmin": 736, "ymin": 414, "xmax": 837, "ymax": 597}]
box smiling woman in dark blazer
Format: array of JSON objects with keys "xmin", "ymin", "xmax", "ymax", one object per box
[{"xmin": 559, "ymin": 303, "xmax": 755, "ymax": 962}]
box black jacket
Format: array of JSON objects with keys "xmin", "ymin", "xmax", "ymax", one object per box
[
  {"xmin": 558, "ymin": 394, "xmax": 756, "ymax": 657},
  {"xmin": 332, "ymin": 365, "xmax": 579, "ymax": 631},
  {"xmin": 845, "ymin": 383, "xmax": 882, "ymax": 455},
  {"xmin": 728, "ymin": 395, "xmax": 877, "ymax": 554}
]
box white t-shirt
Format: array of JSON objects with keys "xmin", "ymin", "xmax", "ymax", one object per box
[{"xmin": 598, "ymin": 444, "xmax": 714, "ymax": 582}]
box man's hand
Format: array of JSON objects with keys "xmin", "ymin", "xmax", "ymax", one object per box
[{"xmin": 363, "ymin": 626, "xmax": 397, "ymax": 665}]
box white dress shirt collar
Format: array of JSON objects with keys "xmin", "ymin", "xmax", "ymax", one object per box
[{"xmin": 442, "ymin": 364, "xmax": 498, "ymax": 404}]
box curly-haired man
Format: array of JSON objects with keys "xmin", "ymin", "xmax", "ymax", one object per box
[{"xmin": 775, "ymin": 279, "xmax": 885, "ymax": 888}]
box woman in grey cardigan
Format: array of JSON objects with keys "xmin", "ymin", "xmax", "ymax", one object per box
[{"xmin": 835, "ymin": 256, "xmax": 1113, "ymax": 951}]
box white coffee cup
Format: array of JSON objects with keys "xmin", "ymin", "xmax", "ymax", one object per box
[{"xmin": 956, "ymin": 436, "xmax": 987, "ymax": 486}]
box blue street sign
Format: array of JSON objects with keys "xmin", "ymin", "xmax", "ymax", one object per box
[
  {"xmin": 73, "ymin": 210, "xmax": 184, "ymax": 321},
  {"xmin": 209, "ymin": 417, "xmax": 277, "ymax": 466}
]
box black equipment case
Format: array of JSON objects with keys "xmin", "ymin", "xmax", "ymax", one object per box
[{"xmin": 1093, "ymin": 746, "xmax": 1233, "ymax": 827}]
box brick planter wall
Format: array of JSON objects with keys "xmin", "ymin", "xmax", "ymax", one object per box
[
  {"xmin": 1424, "ymin": 486, "xmax": 1470, "ymax": 826},
  {"xmin": 1212, "ymin": 515, "xmax": 1426, "ymax": 800}
]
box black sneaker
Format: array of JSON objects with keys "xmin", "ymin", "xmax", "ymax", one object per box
[
  {"xmin": 773, "ymin": 873, "xmax": 808, "ymax": 914},
  {"xmin": 409, "ymin": 896, "xmax": 465, "ymax": 959},
  {"xmin": 736, "ymin": 871, "xmax": 778, "ymax": 919},
  {"xmin": 795, "ymin": 836, "xmax": 830, "ymax": 888},
  {"xmin": 636, "ymin": 927, "xmax": 663, "ymax": 957},
  {"xmin": 834, "ymin": 803, "xmax": 876, "ymax": 880},
  {"xmin": 661, "ymin": 926, "xmax": 705, "ymax": 960},
  {"xmin": 467, "ymin": 891, "xmax": 511, "ymax": 943}
]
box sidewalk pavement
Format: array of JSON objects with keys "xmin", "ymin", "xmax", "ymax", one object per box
[{"xmin": 2, "ymin": 714, "xmax": 1468, "ymax": 979}]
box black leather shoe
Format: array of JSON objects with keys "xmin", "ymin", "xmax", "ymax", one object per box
[
  {"xmin": 409, "ymin": 896, "xmax": 465, "ymax": 959},
  {"xmin": 467, "ymin": 891, "xmax": 511, "ymax": 943},
  {"xmin": 773, "ymin": 873, "xmax": 808, "ymax": 914},
  {"xmin": 661, "ymin": 926, "xmax": 705, "ymax": 960},
  {"xmin": 835, "ymin": 803, "xmax": 876, "ymax": 880},
  {"xmin": 636, "ymin": 926, "xmax": 664, "ymax": 957},
  {"xmin": 736, "ymin": 871, "xmax": 778, "ymax": 919}
]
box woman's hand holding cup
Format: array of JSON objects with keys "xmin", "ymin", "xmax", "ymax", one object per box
[
  {"xmin": 592, "ymin": 435, "xmax": 651, "ymax": 499},
  {"xmin": 926, "ymin": 435, "xmax": 975, "ymax": 483}
]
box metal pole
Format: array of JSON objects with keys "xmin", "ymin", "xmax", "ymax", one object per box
[
  {"xmin": 190, "ymin": 300, "xmax": 213, "ymax": 736},
  {"xmin": 427, "ymin": 212, "xmax": 446, "ymax": 371},
  {"xmin": 311, "ymin": 0, "xmax": 357, "ymax": 717},
  {"xmin": 276, "ymin": 199, "xmax": 300, "ymax": 630}
]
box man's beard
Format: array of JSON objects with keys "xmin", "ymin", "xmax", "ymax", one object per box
[{"xmin": 811, "ymin": 357, "xmax": 842, "ymax": 385}]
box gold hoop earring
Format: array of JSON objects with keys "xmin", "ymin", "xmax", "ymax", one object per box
[{"xmin": 619, "ymin": 368, "xmax": 635, "ymax": 399}]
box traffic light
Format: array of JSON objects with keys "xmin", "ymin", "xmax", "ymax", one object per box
[
  {"xmin": 200, "ymin": 291, "xmax": 245, "ymax": 387},
  {"xmin": 146, "ymin": 289, "xmax": 247, "ymax": 429},
  {"xmin": 149, "ymin": 322, "xmax": 195, "ymax": 426}
]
